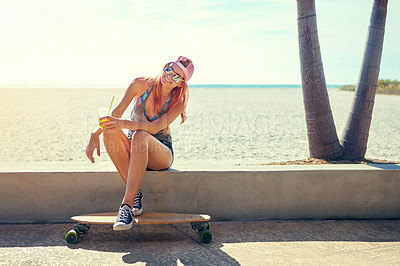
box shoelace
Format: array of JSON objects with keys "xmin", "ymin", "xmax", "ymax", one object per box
[
  {"xmin": 117, "ymin": 207, "xmax": 132, "ymax": 221},
  {"xmin": 133, "ymin": 190, "xmax": 143, "ymax": 209}
]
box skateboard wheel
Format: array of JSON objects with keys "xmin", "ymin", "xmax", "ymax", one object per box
[
  {"xmin": 65, "ymin": 229, "xmax": 79, "ymax": 244},
  {"xmin": 199, "ymin": 229, "xmax": 212, "ymax": 243}
]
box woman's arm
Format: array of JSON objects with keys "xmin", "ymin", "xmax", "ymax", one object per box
[
  {"xmin": 86, "ymin": 77, "xmax": 148, "ymax": 162},
  {"xmin": 86, "ymin": 126, "xmax": 103, "ymax": 163},
  {"xmin": 111, "ymin": 77, "xmax": 148, "ymax": 118},
  {"xmin": 100, "ymin": 100, "xmax": 185, "ymax": 135}
]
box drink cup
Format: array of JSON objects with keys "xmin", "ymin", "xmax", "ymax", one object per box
[{"xmin": 98, "ymin": 107, "xmax": 111, "ymax": 128}]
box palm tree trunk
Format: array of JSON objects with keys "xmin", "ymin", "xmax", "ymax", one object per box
[
  {"xmin": 341, "ymin": 0, "xmax": 388, "ymax": 159},
  {"xmin": 297, "ymin": 0, "xmax": 342, "ymax": 159}
]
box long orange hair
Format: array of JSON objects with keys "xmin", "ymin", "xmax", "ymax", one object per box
[{"xmin": 142, "ymin": 72, "xmax": 189, "ymax": 133}]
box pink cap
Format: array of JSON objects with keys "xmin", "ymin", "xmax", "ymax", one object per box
[{"xmin": 174, "ymin": 56, "xmax": 194, "ymax": 82}]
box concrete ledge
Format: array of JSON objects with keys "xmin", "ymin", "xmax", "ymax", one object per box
[{"xmin": 0, "ymin": 164, "xmax": 399, "ymax": 223}]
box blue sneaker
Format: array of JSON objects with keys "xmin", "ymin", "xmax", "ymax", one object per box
[
  {"xmin": 133, "ymin": 189, "xmax": 143, "ymax": 216},
  {"xmin": 113, "ymin": 204, "xmax": 134, "ymax": 231}
]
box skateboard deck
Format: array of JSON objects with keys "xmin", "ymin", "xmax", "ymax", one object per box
[{"xmin": 65, "ymin": 212, "xmax": 212, "ymax": 244}]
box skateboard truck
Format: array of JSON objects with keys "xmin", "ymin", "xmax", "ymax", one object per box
[{"xmin": 191, "ymin": 221, "xmax": 212, "ymax": 243}]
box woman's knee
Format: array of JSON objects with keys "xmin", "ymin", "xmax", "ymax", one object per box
[
  {"xmin": 102, "ymin": 129, "xmax": 127, "ymax": 148},
  {"xmin": 130, "ymin": 130, "xmax": 151, "ymax": 151},
  {"xmin": 131, "ymin": 130, "xmax": 151, "ymax": 143},
  {"xmin": 102, "ymin": 129, "xmax": 130, "ymax": 153},
  {"xmin": 103, "ymin": 128, "xmax": 119, "ymax": 141}
]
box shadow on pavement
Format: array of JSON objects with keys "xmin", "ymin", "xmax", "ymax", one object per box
[
  {"xmin": 1, "ymin": 220, "xmax": 399, "ymax": 265},
  {"xmin": 68, "ymin": 223, "xmax": 240, "ymax": 265},
  {"xmin": 367, "ymin": 164, "xmax": 400, "ymax": 170}
]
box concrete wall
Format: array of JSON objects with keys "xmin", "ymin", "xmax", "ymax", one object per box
[{"xmin": 0, "ymin": 165, "xmax": 399, "ymax": 223}]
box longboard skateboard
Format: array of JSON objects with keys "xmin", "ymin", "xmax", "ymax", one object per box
[{"xmin": 65, "ymin": 212, "xmax": 212, "ymax": 244}]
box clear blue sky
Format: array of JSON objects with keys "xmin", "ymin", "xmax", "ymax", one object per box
[{"xmin": 1, "ymin": 0, "xmax": 399, "ymax": 87}]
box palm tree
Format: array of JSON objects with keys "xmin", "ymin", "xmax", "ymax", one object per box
[
  {"xmin": 340, "ymin": 0, "xmax": 388, "ymax": 159},
  {"xmin": 296, "ymin": 0, "xmax": 342, "ymax": 159}
]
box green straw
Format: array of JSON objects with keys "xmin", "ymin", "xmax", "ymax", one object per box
[{"xmin": 108, "ymin": 96, "xmax": 115, "ymax": 115}]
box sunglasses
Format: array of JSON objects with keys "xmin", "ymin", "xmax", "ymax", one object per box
[{"xmin": 163, "ymin": 64, "xmax": 184, "ymax": 83}]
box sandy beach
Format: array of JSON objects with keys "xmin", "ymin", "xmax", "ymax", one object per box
[{"xmin": 0, "ymin": 86, "xmax": 399, "ymax": 169}]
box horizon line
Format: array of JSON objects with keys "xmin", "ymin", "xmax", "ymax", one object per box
[{"xmin": 0, "ymin": 84, "xmax": 343, "ymax": 89}]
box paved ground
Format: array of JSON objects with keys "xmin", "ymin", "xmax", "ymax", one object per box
[{"xmin": 1, "ymin": 220, "xmax": 399, "ymax": 265}]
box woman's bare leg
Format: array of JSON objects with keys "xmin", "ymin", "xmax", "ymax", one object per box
[
  {"xmin": 103, "ymin": 129, "xmax": 172, "ymax": 208},
  {"xmin": 122, "ymin": 130, "xmax": 173, "ymax": 207},
  {"xmin": 102, "ymin": 128, "xmax": 131, "ymax": 184}
]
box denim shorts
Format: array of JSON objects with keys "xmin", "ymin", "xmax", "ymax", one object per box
[{"xmin": 159, "ymin": 139, "xmax": 174, "ymax": 157}]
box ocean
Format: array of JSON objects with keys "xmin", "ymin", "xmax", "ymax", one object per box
[{"xmin": 0, "ymin": 85, "xmax": 399, "ymax": 169}]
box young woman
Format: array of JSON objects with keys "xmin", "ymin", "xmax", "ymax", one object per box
[{"xmin": 86, "ymin": 56, "xmax": 194, "ymax": 230}]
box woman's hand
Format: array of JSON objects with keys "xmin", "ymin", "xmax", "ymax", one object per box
[
  {"xmin": 99, "ymin": 116, "xmax": 140, "ymax": 131},
  {"xmin": 99, "ymin": 116, "xmax": 125, "ymax": 129},
  {"xmin": 86, "ymin": 132, "xmax": 101, "ymax": 163}
]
